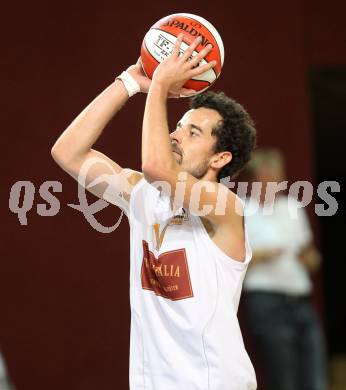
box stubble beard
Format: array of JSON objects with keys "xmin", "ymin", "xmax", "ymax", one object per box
[
  {"xmin": 174, "ymin": 152, "xmax": 210, "ymax": 179},
  {"xmin": 187, "ymin": 158, "xmax": 210, "ymax": 179}
]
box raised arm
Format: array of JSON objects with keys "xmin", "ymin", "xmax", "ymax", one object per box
[
  {"xmin": 51, "ymin": 62, "xmax": 149, "ymax": 209},
  {"xmin": 141, "ymin": 36, "xmax": 230, "ymax": 222}
]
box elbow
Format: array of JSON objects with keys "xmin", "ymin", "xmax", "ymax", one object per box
[
  {"xmin": 51, "ymin": 143, "xmax": 60, "ymax": 163},
  {"xmin": 51, "ymin": 143, "xmax": 59, "ymax": 162},
  {"xmin": 50, "ymin": 142, "xmax": 74, "ymax": 169},
  {"xmin": 51, "ymin": 143, "xmax": 65, "ymax": 166}
]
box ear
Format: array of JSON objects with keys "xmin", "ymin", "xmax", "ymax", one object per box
[{"xmin": 210, "ymin": 151, "xmax": 232, "ymax": 170}]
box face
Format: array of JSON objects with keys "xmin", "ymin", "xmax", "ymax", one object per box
[
  {"xmin": 169, "ymin": 107, "xmax": 223, "ymax": 179},
  {"xmin": 254, "ymin": 165, "xmax": 285, "ymax": 203},
  {"xmin": 255, "ymin": 165, "xmax": 284, "ymax": 184}
]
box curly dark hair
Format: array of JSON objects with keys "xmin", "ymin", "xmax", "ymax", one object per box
[{"xmin": 189, "ymin": 91, "xmax": 256, "ymax": 181}]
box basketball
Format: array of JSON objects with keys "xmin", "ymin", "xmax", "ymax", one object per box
[{"xmin": 140, "ymin": 13, "xmax": 224, "ymax": 93}]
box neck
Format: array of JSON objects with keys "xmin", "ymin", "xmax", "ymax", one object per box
[{"xmin": 201, "ymin": 169, "xmax": 218, "ymax": 183}]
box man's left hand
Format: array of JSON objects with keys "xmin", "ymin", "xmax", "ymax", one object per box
[{"xmin": 151, "ymin": 34, "xmax": 216, "ymax": 97}]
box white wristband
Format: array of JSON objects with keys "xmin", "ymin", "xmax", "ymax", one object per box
[{"xmin": 115, "ymin": 71, "xmax": 141, "ymax": 97}]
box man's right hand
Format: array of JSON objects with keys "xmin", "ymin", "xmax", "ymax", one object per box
[{"xmin": 126, "ymin": 59, "xmax": 152, "ymax": 93}]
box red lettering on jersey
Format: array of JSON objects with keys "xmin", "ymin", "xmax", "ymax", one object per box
[{"xmin": 141, "ymin": 240, "xmax": 194, "ymax": 301}]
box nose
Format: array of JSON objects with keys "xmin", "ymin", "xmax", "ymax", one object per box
[{"xmin": 170, "ymin": 128, "xmax": 183, "ymax": 144}]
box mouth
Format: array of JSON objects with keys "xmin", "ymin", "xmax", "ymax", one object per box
[
  {"xmin": 172, "ymin": 149, "xmax": 183, "ymax": 165},
  {"xmin": 172, "ymin": 147, "xmax": 182, "ymax": 157}
]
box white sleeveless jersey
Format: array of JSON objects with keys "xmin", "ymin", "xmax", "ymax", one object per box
[{"xmin": 128, "ymin": 178, "xmax": 256, "ymax": 390}]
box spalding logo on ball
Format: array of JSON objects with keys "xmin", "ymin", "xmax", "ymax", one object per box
[{"xmin": 141, "ymin": 13, "xmax": 224, "ymax": 93}]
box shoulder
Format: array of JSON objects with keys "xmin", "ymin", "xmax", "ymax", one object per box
[
  {"xmin": 220, "ymin": 183, "xmax": 244, "ymax": 217},
  {"xmin": 207, "ymin": 182, "xmax": 244, "ymax": 227},
  {"xmin": 211, "ymin": 185, "xmax": 246, "ymax": 262},
  {"xmin": 277, "ymin": 195, "xmax": 308, "ymax": 218}
]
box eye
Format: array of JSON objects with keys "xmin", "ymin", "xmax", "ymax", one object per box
[{"xmin": 190, "ymin": 129, "xmax": 197, "ymax": 137}]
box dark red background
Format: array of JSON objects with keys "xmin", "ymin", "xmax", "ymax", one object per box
[{"xmin": 1, "ymin": 1, "xmax": 345, "ymax": 389}]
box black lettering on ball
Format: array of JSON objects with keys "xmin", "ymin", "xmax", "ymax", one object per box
[{"xmin": 190, "ymin": 21, "xmax": 202, "ymax": 29}]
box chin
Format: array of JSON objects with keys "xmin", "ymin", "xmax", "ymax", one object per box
[{"xmin": 173, "ymin": 154, "xmax": 183, "ymax": 165}]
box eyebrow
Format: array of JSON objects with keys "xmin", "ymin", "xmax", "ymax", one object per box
[
  {"xmin": 176, "ymin": 122, "xmax": 204, "ymax": 134},
  {"xmin": 191, "ymin": 124, "xmax": 204, "ymax": 134}
]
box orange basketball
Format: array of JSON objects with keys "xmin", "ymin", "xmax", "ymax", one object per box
[{"xmin": 140, "ymin": 13, "xmax": 224, "ymax": 93}]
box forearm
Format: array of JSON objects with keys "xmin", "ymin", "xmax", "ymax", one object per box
[
  {"xmin": 141, "ymin": 82, "xmax": 176, "ymax": 173},
  {"xmin": 250, "ymin": 250, "xmax": 270, "ymax": 266},
  {"xmin": 299, "ymin": 244, "xmax": 321, "ymax": 273},
  {"xmin": 52, "ymin": 80, "xmax": 129, "ymax": 164},
  {"xmin": 249, "ymin": 248, "xmax": 284, "ymax": 267}
]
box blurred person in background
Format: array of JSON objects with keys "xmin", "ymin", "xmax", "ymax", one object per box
[
  {"xmin": 0, "ymin": 350, "xmax": 14, "ymax": 390},
  {"xmin": 242, "ymin": 149, "xmax": 327, "ymax": 390}
]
